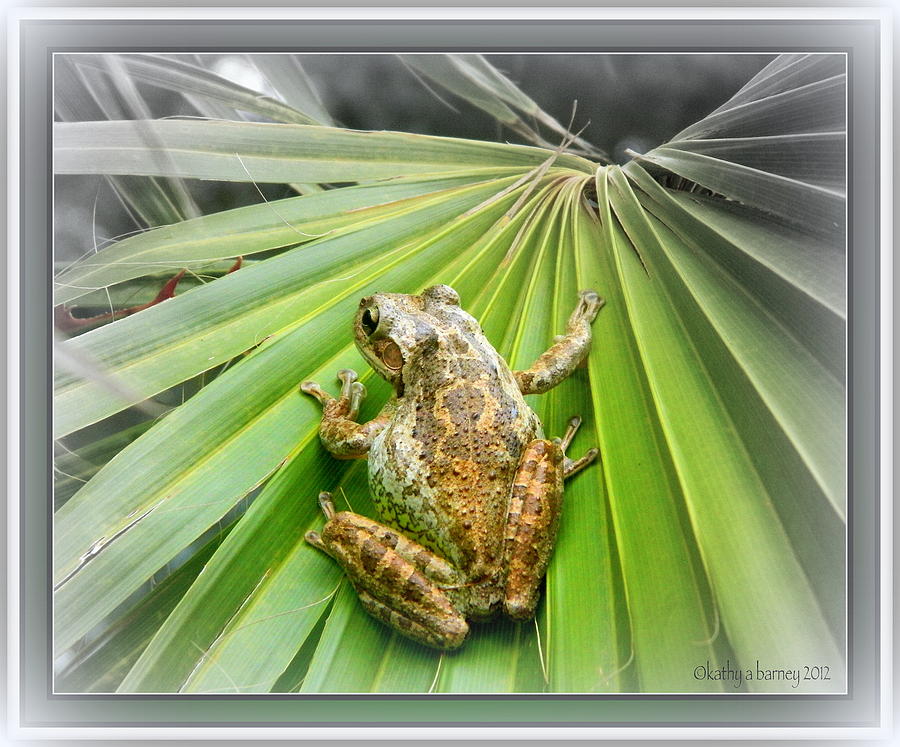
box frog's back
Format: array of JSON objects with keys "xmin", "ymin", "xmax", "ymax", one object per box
[{"xmin": 367, "ymin": 329, "xmax": 540, "ymax": 576}]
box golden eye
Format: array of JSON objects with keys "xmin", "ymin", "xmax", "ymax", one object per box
[
  {"xmin": 361, "ymin": 306, "xmax": 379, "ymax": 336},
  {"xmin": 381, "ymin": 340, "xmax": 403, "ymax": 370}
]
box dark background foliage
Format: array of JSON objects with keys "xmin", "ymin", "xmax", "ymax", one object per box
[
  {"xmin": 55, "ymin": 53, "xmax": 774, "ymax": 263},
  {"xmin": 325, "ymin": 54, "xmax": 774, "ymax": 159}
]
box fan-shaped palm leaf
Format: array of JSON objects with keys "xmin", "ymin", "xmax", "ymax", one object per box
[{"xmin": 53, "ymin": 53, "xmax": 845, "ymax": 694}]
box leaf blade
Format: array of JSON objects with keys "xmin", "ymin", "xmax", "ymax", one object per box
[
  {"xmin": 54, "ymin": 120, "xmax": 596, "ymax": 182},
  {"xmin": 607, "ymin": 166, "xmax": 843, "ymax": 691}
]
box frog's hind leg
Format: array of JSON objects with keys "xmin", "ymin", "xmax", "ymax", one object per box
[
  {"xmin": 503, "ymin": 439, "xmax": 565, "ymax": 621},
  {"xmin": 305, "ymin": 492, "xmax": 469, "ymax": 650},
  {"xmin": 355, "ymin": 590, "xmax": 464, "ymax": 652},
  {"xmin": 503, "ymin": 421, "xmax": 599, "ymax": 621}
]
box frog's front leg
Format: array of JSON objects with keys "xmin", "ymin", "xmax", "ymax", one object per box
[
  {"xmin": 514, "ymin": 290, "xmax": 605, "ymax": 395},
  {"xmin": 301, "ymin": 369, "xmax": 396, "ymax": 459},
  {"xmin": 503, "ymin": 416, "xmax": 599, "ymax": 620},
  {"xmin": 306, "ymin": 493, "xmax": 470, "ymax": 650}
]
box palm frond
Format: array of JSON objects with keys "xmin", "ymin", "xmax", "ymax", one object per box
[{"xmin": 53, "ymin": 53, "xmax": 845, "ymax": 694}]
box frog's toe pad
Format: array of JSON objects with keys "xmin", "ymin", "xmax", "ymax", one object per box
[
  {"xmin": 300, "ymin": 380, "xmax": 331, "ymax": 403},
  {"xmin": 317, "ymin": 491, "xmax": 336, "ymax": 519},
  {"xmin": 563, "ymin": 447, "xmax": 600, "ymax": 479},
  {"xmin": 305, "ymin": 530, "xmax": 325, "ymax": 549},
  {"xmin": 504, "ymin": 596, "xmax": 538, "ymax": 622},
  {"xmin": 576, "ymin": 289, "xmax": 606, "ymax": 321}
]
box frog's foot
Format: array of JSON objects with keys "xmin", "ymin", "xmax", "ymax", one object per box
[
  {"xmin": 301, "ymin": 369, "xmax": 366, "ymax": 421},
  {"xmin": 317, "ymin": 491, "xmax": 336, "ymax": 519},
  {"xmin": 302, "ymin": 380, "xmax": 392, "ymax": 460},
  {"xmin": 300, "ymin": 379, "xmax": 331, "ymax": 405},
  {"xmin": 564, "ymin": 448, "xmax": 599, "ymax": 479},
  {"xmin": 336, "ymin": 369, "xmax": 366, "ymax": 420},
  {"xmin": 305, "ymin": 503, "xmax": 469, "ymax": 650},
  {"xmin": 336, "ymin": 368, "xmax": 356, "ymax": 392},
  {"xmin": 559, "ymin": 415, "xmax": 600, "ymax": 479},
  {"xmin": 305, "ymin": 492, "xmax": 338, "ymax": 551},
  {"xmin": 559, "ymin": 414, "xmax": 582, "ymax": 451},
  {"xmin": 569, "ymin": 289, "xmax": 605, "ymax": 327}
]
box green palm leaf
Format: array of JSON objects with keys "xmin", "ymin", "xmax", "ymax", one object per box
[
  {"xmin": 54, "ymin": 55, "xmax": 199, "ymax": 226},
  {"xmin": 54, "ymin": 172, "xmax": 524, "ymax": 305},
  {"xmin": 54, "ymin": 53, "xmax": 845, "ymax": 694},
  {"xmin": 54, "ymin": 120, "xmax": 594, "ymax": 182}
]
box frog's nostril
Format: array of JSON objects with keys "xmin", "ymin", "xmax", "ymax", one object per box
[{"xmin": 361, "ymin": 306, "xmax": 379, "ymax": 336}]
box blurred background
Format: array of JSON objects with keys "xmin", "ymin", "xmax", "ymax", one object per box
[{"xmin": 54, "ymin": 53, "xmax": 775, "ymax": 264}]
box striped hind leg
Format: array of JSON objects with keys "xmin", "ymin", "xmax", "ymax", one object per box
[
  {"xmin": 502, "ymin": 416, "xmax": 598, "ymax": 621},
  {"xmin": 305, "ymin": 492, "xmax": 469, "ymax": 650}
]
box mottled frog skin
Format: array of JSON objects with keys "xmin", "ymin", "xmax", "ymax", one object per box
[{"xmin": 302, "ymin": 284, "xmax": 604, "ymax": 649}]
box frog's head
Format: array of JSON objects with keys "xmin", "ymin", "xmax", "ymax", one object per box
[{"xmin": 353, "ymin": 284, "xmax": 463, "ymax": 391}]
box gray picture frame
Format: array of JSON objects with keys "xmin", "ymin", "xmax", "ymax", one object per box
[{"xmin": 6, "ymin": 2, "xmax": 891, "ymax": 740}]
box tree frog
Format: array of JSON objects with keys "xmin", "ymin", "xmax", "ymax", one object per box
[{"xmin": 302, "ymin": 284, "xmax": 604, "ymax": 649}]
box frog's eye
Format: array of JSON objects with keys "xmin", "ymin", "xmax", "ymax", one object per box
[
  {"xmin": 361, "ymin": 306, "xmax": 380, "ymax": 336},
  {"xmin": 380, "ymin": 340, "xmax": 403, "ymax": 370}
]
